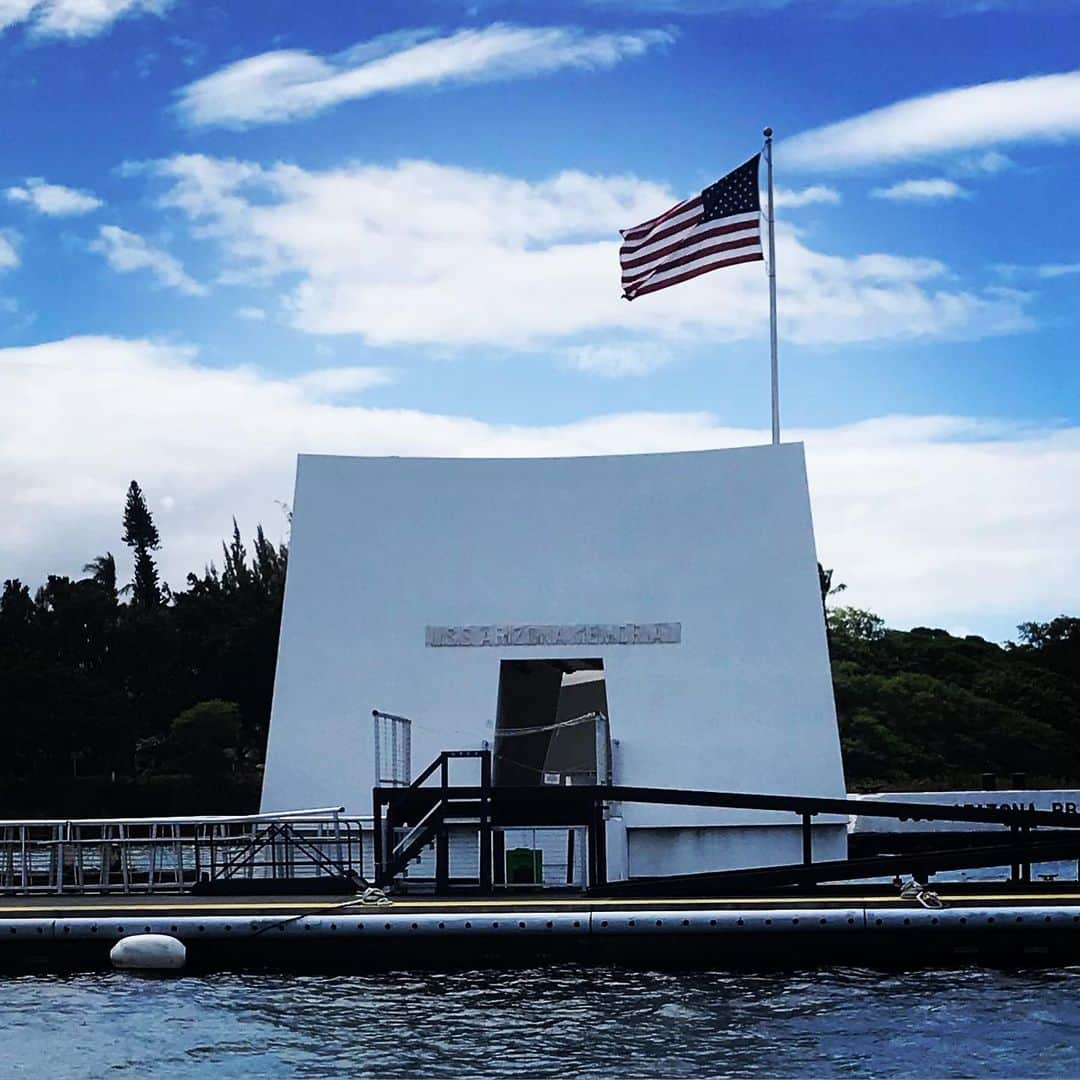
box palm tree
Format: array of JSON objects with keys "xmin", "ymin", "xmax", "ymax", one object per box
[
  {"xmin": 83, "ymin": 552, "xmax": 118, "ymax": 600},
  {"xmin": 818, "ymin": 563, "xmax": 847, "ymax": 652}
]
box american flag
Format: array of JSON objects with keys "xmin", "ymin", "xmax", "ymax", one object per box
[{"xmin": 620, "ymin": 155, "xmax": 763, "ymax": 301}]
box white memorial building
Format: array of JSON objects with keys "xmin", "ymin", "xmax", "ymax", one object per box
[{"xmin": 261, "ymin": 443, "xmax": 848, "ymax": 880}]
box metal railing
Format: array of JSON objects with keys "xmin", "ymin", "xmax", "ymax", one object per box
[
  {"xmin": 375, "ymin": 754, "xmax": 1080, "ymax": 895},
  {"xmin": 0, "ymin": 808, "xmax": 373, "ymax": 896}
]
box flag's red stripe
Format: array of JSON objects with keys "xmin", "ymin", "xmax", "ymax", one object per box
[
  {"xmin": 619, "ymin": 202, "xmax": 704, "ymax": 253},
  {"xmin": 620, "ymin": 196, "xmax": 702, "ymax": 242},
  {"xmin": 621, "ymin": 234, "xmax": 762, "ymax": 289},
  {"xmin": 619, "ymin": 215, "xmax": 700, "ymax": 258},
  {"xmin": 624, "ymin": 251, "xmax": 763, "ymax": 300},
  {"xmin": 621, "ymin": 234, "xmax": 761, "ymax": 289},
  {"xmin": 619, "ymin": 219, "xmax": 761, "ymax": 273}
]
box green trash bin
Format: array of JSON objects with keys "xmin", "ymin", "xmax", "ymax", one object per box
[{"xmin": 505, "ymin": 847, "xmax": 543, "ymax": 885}]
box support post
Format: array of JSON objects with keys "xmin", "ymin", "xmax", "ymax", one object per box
[
  {"xmin": 372, "ymin": 791, "xmax": 385, "ymax": 886},
  {"xmin": 764, "ymin": 127, "xmax": 780, "ymax": 447},
  {"xmin": 435, "ymin": 821, "xmax": 449, "ymax": 894},
  {"xmin": 590, "ymin": 796, "xmax": 608, "ymax": 889},
  {"xmin": 479, "ymin": 750, "xmax": 493, "ymax": 893},
  {"xmin": 802, "ymin": 812, "xmax": 813, "ymax": 866},
  {"xmin": 493, "ymin": 829, "xmax": 506, "ymax": 887}
]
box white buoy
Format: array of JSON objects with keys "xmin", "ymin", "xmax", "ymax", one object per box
[{"xmin": 110, "ymin": 933, "xmax": 186, "ymax": 971}]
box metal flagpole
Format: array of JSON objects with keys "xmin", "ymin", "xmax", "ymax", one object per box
[{"xmin": 763, "ymin": 127, "xmax": 780, "ymax": 446}]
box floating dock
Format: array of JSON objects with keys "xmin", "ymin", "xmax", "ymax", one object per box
[{"xmin": 4, "ymin": 888, "xmax": 1080, "ymax": 970}]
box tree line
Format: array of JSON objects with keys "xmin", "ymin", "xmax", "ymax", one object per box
[
  {"xmin": 0, "ymin": 482, "xmax": 285, "ymax": 815},
  {"xmin": 1, "ymin": 483, "xmax": 1078, "ymax": 815},
  {"xmin": 828, "ymin": 606, "xmax": 1080, "ymax": 791}
]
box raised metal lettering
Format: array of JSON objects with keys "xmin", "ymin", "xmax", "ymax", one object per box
[{"xmin": 424, "ymin": 622, "xmax": 683, "ymax": 647}]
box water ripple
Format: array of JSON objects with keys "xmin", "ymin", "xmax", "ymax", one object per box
[{"xmin": 2, "ymin": 966, "xmax": 1080, "ymax": 1078}]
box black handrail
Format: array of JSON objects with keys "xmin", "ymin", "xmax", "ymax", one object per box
[
  {"xmin": 409, "ymin": 749, "xmax": 489, "ymax": 790},
  {"xmin": 374, "ymin": 760, "xmax": 1080, "ymax": 895},
  {"xmin": 380, "ymin": 784, "xmax": 1080, "ymax": 830},
  {"xmin": 374, "ymin": 750, "xmax": 493, "ymax": 889},
  {"xmin": 595, "ymin": 834, "xmax": 1080, "ymax": 896}
]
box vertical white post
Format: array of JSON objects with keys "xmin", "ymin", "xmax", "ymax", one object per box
[{"xmin": 764, "ymin": 127, "xmax": 780, "ymax": 446}]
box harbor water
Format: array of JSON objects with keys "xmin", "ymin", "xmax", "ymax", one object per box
[{"xmin": 2, "ymin": 965, "xmax": 1080, "ymax": 1078}]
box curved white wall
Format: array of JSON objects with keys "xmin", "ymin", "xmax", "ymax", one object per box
[{"xmin": 261, "ymin": 444, "xmax": 847, "ymax": 875}]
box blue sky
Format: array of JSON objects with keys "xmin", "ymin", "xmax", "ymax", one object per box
[{"xmin": 2, "ymin": 0, "xmax": 1079, "ymax": 641}]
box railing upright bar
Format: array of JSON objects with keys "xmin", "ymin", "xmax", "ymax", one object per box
[
  {"xmin": 120, "ymin": 824, "xmax": 131, "ymax": 894},
  {"xmin": 333, "ymin": 812, "xmax": 343, "ymax": 873},
  {"xmin": 148, "ymin": 823, "xmax": 157, "ymax": 894},
  {"xmin": 174, "ymin": 824, "xmax": 184, "ymax": 888},
  {"xmin": 55, "ymin": 823, "xmax": 63, "ymax": 894}
]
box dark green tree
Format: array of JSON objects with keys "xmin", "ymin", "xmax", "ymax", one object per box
[
  {"xmin": 1013, "ymin": 617, "xmax": 1080, "ymax": 680},
  {"xmin": 0, "ymin": 579, "xmax": 34, "ymax": 636},
  {"xmin": 122, "ymin": 481, "xmax": 162, "ymax": 608},
  {"xmin": 147, "ymin": 699, "xmax": 243, "ymax": 778},
  {"xmin": 221, "ymin": 518, "xmax": 252, "ymax": 594},
  {"xmin": 83, "ymin": 553, "xmax": 118, "ymax": 601},
  {"xmin": 829, "ymin": 606, "xmax": 886, "ymax": 644}
]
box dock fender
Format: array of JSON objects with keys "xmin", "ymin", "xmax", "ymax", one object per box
[{"xmin": 110, "ymin": 933, "xmax": 187, "ymax": 971}]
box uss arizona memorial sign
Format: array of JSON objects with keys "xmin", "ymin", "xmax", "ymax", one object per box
[{"xmin": 424, "ymin": 622, "xmax": 683, "ymax": 648}]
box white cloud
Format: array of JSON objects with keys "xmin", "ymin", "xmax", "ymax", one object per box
[
  {"xmin": 0, "ymin": 292, "xmax": 34, "ymax": 333},
  {"xmin": 872, "ymin": 178, "xmax": 969, "ymax": 202},
  {"xmin": 0, "ymin": 0, "xmax": 170, "ymax": 38},
  {"xmin": 773, "ymin": 185, "xmax": 841, "ymax": 208},
  {"xmin": 90, "ymin": 225, "xmax": 206, "ymax": 296},
  {"xmin": 5, "ymin": 177, "xmax": 102, "ymax": 216},
  {"xmin": 291, "ymin": 366, "xmax": 393, "ymax": 399},
  {"xmin": 176, "ymin": 24, "xmax": 674, "ymax": 129},
  {"xmin": 782, "ymin": 69, "xmax": 1080, "ymax": 170},
  {"xmin": 2, "ymin": 335, "xmax": 1079, "ymax": 638},
  {"xmin": 1038, "ymin": 263, "xmax": 1080, "ymax": 279},
  {"xmin": 956, "ymin": 150, "xmax": 1014, "ymax": 175},
  {"xmin": 585, "ymin": 0, "xmax": 1035, "ymax": 11},
  {"xmin": 994, "ymin": 260, "xmax": 1080, "ymax": 281},
  {"xmin": 0, "ymin": 231, "xmax": 18, "ymax": 270},
  {"xmin": 235, "ymin": 305, "xmax": 267, "ymax": 320},
  {"xmin": 148, "ymin": 154, "xmax": 1031, "ymax": 348},
  {"xmin": 565, "ymin": 343, "xmax": 673, "ymax": 377}
]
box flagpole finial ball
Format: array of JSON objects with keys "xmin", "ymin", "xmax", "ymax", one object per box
[{"xmin": 763, "ymin": 127, "xmax": 773, "ymax": 138}]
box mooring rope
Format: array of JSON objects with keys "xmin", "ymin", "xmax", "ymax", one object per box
[
  {"xmin": 900, "ymin": 877, "xmax": 945, "ymax": 908},
  {"xmin": 250, "ymin": 886, "xmax": 392, "ymax": 937}
]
